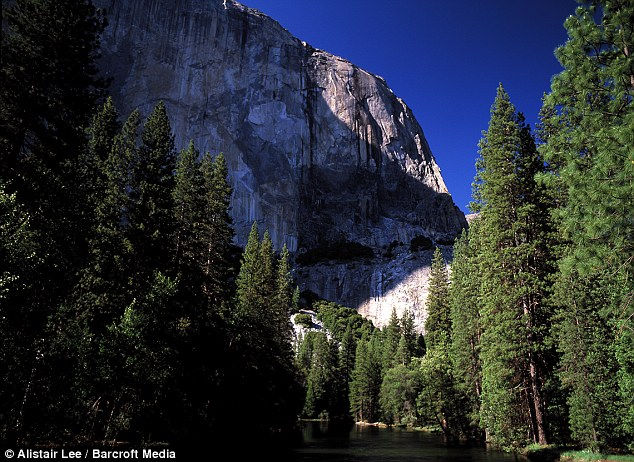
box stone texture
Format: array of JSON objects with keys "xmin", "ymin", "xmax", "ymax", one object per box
[
  {"xmin": 465, "ymin": 213, "xmax": 480, "ymax": 224},
  {"xmin": 291, "ymin": 310, "xmax": 327, "ymax": 347},
  {"xmin": 95, "ymin": 0, "xmax": 467, "ymax": 330},
  {"xmin": 296, "ymin": 244, "xmax": 454, "ymax": 332}
]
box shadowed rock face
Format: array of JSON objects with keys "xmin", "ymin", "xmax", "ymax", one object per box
[{"xmin": 96, "ymin": 0, "xmax": 467, "ymax": 330}]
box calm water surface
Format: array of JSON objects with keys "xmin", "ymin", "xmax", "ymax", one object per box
[{"xmin": 288, "ymin": 421, "xmax": 520, "ymax": 462}]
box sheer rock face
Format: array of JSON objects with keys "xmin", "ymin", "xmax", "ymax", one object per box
[{"xmin": 96, "ymin": 0, "xmax": 466, "ymax": 329}]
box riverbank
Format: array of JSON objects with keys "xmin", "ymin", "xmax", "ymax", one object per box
[
  {"xmin": 301, "ymin": 418, "xmax": 440, "ymax": 432},
  {"xmin": 523, "ymin": 445, "xmax": 634, "ymax": 462},
  {"xmin": 354, "ymin": 421, "xmax": 389, "ymax": 428},
  {"xmin": 354, "ymin": 421, "xmax": 442, "ymax": 433},
  {"xmin": 560, "ymin": 451, "xmax": 634, "ymax": 462}
]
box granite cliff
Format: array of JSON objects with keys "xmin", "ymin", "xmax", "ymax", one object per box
[{"xmin": 95, "ymin": 0, "xmax": 467, "ymax": 330}]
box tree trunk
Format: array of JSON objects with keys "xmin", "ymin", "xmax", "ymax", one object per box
[
  {"xmin": 529, "ymin": 357, "xmax": 547, "ymax": 444},
  {"xmin": 524, "ymin": 295, "xmax": 547, "ymax": 445},
  {"xmin": 15, "ymin": 344, "xmax": 42, "ymax": 442}
]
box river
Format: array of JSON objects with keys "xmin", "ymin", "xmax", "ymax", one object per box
[{"xmin": 287, "ymin": 421, "xmax": 520, "ymax": 461}]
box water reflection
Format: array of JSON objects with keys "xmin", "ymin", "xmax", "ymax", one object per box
[{"xmin": 288, "ymin": 421, "xmax": 520, "ymax": 462}]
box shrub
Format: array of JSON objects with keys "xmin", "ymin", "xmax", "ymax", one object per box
[
  {"xmin": 295, "ymin": 313, "xmax": 313, "ymax": 328},
  {"xmin": 315, "ymin": 301, "xmax": 373, "ymax": 341}
]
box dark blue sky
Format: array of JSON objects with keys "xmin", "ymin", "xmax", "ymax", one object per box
[{"xmin": 245, "ymin": 0, "xmax": 576, "ymax": 213}]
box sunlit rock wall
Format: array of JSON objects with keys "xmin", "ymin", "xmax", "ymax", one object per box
[{"xmin": 96, "ymin": 0, "xmax": 466, "ymax": 330}]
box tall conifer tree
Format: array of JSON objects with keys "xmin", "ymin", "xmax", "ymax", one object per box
[
  {"xmin": 473, "ymin": 84, "xmax": 554, "ymax": 447},
  {"xmin": 0, "ymin": 2, "xmax": 106, "ymax": 440},
  {"xmin": 349, "ymin": 331, "xmax": 383, "ymax": 422},
  {"xmin": 419, "ymin": 246, "xmax": 466, "ymax": 438},
  {"xmin": 235, "ymin": 222, "xmax": 261, "ymax": 328},
  {"xmin": 200, "ymin": 153, "xmax": 234, "ymax": 307},
  {"xmin": 400, "ymin": 310, "xmax": 418, "ymax": 360},
  {"xmin": 382, "ymin": 308, "xmax": 401, "ymax": 370},
  {"xmin": 336, "ymin": 323, "xmax": 357, "ymax": 419},
  {"xmin": 303, "ymin": 333, "xmax": 336, "ymax": 418},
  {"xmin": 259, "ymin": 231, "xmax": 276, "ymax": 311},
  {"xmin": 540, "ymin": 1, "xmax": 634, "ymax": 449},
  {"xmin": 425, "ymin": 248, "xmax": 451, "ymax": 349},
  {"xmin": 172, "ymin": 141, "xmax": 204, "ymax": 278},
  {"xmin": 129, "ymin": 102, "xmax": 176, "ymax": 283},
  {"xmin": 275, "ymin": 245, "xmax": 294, "ymax": 350},
  {"xmin": 449, "ymin": 225, "xmax": 484, "ymax": 435}
]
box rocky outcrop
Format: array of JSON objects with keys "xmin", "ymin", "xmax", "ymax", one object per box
[
  {"xmin": 95, "ymin": 0, "xmax": 467, "ymax": 330},
  {"xmin": 465, "ymin": 213, "xmax": 480, "ymax": 224},
  {"xmin": 291, "ymin": 310, "xmax": 327, "ymax": 346}
]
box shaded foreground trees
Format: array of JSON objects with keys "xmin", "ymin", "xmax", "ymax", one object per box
[
  {"xmin": 0, "ymin": 95, "xmax": 302, "ymax": 444},
  {"xmin": 1, "ymin": 0, "xmax": 107, "ymax": 442},
  {"xmin": 0, "ymin": 0, "xmax": 302, "ymax": 445}
]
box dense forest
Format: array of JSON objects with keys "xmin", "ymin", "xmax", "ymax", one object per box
[
  {"xmin": 0, "ymin": 0, "xmax": 303, "ymax": 446},
  {"xmin": 0, "ymin": 0, "xmax": 632, "ymax": 456}
]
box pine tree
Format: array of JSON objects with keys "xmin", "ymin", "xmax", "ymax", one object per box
[
  {"xmin": 88, "ymin": 108, "xmax": 139, "ymax": 320},
  {"xmin": 366, "ymin": 330, "xmax": 384, "ymax": 421},
  {"xmin": 449, "ymin": 225, "xmax": 484, "ymax": 435},
  {"xmin": 292, "ymin": 286, "xmax": 301, "ymax": 314},
  {"xmin": 349, "ymin": 331, "xmax": 383, "ymax": 422},
  {"xmin": 172, "ymin": 141, "xmax": 204, "ymax": 277},
  {"xmin": 303, "ymin": 332, "xmax": 336, "ymax": 418},
  {"xmin": 55, "ymin": 103, "xmax": 139, "ymax": 440},
  {"xmin": 400, "ymin": 310, "xmax": 418, "ymax": 359},
  {"xmin": 336, "ymin": 323, "xmax": 357, "ymax": 419},
  {"xmin": 81, "ymin": 97, "xmax": 121, "ymax": 214},
  {"xmin": 274, "ymin": 245, "xmax": 294, "ymax": 350},
  {"xmin": 234, "ymin": 226, "xmax": 278, "ymax": 346},
  {"xmin": 129, "ymin": 102, "xmax": 176, "ymax": 283},
  {"xmin": 425, "ymin": 247, "xmax": 450, "ymax": 349},
  {"xmin": 382, "ymin": 308, "xmax": 401, "ymax": 370},
  {"xmin": 235, "ymin": 222, "xmax": 261, "ymax": 327},
  {"xmin": 297, "ymin": 332, "xmax": 317, "ymax": 379},
  {"xmin": 230, "ymin": 222, "xmax": 303, "ymax": 432},
  {"xmin": 540, "ymin": 1, "xmax": 634, "ymax": 450},
  {"xmin": 259, "ymin": 231, "xmax": 276, "ymax": 308},
  {"xmin": 473, "ymin": 84, "xmax": 555, "ymax": 448},
  {"xmin": 349, "ymin": 334, "xmax": 370, "ymax": 422},
  {"xmin": 475, "ymin": 86, "xmax": 532, "ymax": 449},
  {"xmin": 419, "ymin": 245, "xmax": 466, "ymax": 439},
  {"xmin": 62, "ymin": 99, "xmax": 124, "ymax": 324},
  {"xmin": 200, "ymin": 152, "xmax": 234, "ymax": 307}
]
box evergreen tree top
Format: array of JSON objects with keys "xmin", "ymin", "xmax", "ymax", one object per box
[
  {"xmin": 242, "ymin": 221, "xmax": 260, "ymax": 266},
  {"xmin": 141, "ymin": 101, "xmax": 175, "ymax": 158},
  {"xmin": 425, "ymin": 247, "xmax": 451, "ymax": 347}
]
